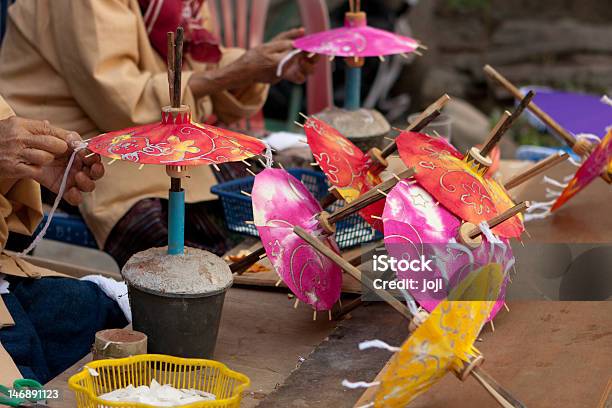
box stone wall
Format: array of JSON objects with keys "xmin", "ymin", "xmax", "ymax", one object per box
[{"xmin": 403, "ymin": 0, "xmax": 612, "ymax": 109}]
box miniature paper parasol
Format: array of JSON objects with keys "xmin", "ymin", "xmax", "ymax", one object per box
[
  {"xmin": 374, "ymin": 296, "xmax": 500, "ymax": 407},
  {"xmin": 382, "ymin": 180, "xmax": 515, "ymax": 321},
  {"xmin": 252, "ymin": 167, "xmax": 342, "ymax": 311},
  {"xmin": 551, "ymin": 128, "xmax": 612, "ymax": 211},
  {"xmin": 87, "ymin": 28, "xmax": 266, "ymax": 255},
  {"xmin": 304, "ymin": 117, "xmax": 385, "ymax": 231},
  {"xmin": 345, "ymin": 270, "xmax": 525, "ymax": 408},
  {"xmin": 395, "ymin": 130, "xmax": 524, "ymax": 238},
  {"xmin": 292, "ymin": 1, "xmax": 420, "ymax": 110}
]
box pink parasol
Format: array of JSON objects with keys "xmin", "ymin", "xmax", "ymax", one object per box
[
  {"xmin": 382, "ymin": 180, "xmax": 512, "ymax": 321},
  {"xmin": 396, "ymin": 130, "xmax": 524, "ymax": 238},
  {"xmin": 88, "ymin": 107, "xmax": 265, "ymax": 166},
  {"xmin": 304, "ymin": 117, "xmax": 385, "ymax": 231},
  {"xmin": 252, "ymin": 168, "xmax": 342, "ymax": 311},
  {"xmin": 551, "ymin": 129, "xmax": 612, "ymax": 211},
  {"xmin": 293, "ymin": 12, "xmax": 418, "ymax": 58}
]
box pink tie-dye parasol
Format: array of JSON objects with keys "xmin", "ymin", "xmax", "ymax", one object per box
[
  {"xmin": 396, "ymin": 131, "xmax": 525, "ymax": 238},
  {"xmin": 293, "ymin": 13, "xmax": 418, "ymax": 59},
  {"xmin": 304, "ymin": 117, "xmax": 385, "ymax": 231},
  {"xmin": 551, "ymin": 128, "xmax": 612, "ymax": 211},
  {"xmin": 292, "ymin": 3, "xmax": 421, "ymax": 110},
  {"xmin": 252, "ymin": 168, "xmax": 342, "ymax": 311},
  {"xmin": 382, "ymin": 180, "xmax": 513, "ymax": 321}
]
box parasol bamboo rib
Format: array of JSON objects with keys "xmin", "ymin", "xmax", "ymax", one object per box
[
  {"xmin": 468, "ymin": 202, "xmax": 530, "ymax": 239},
  {"xmin": 480, "ymin": 91, "xmax": 535, "ymax": 157},
  {"xmin": 327, "ymin": 168, "xmax": 415, "ymax": 224},
  {"xmin": 380, "ymin": 94, "xmax": 451, "ymax": 159},
  {"xmin": 293, "ymin": 225, "xmax": 413, "ymax": 319},
  {"xmin": 504, "ymin": 152, "xmax": 569, "ymax": 190},
  {"xmin": 484, "ymin": 64, "xmax": 576, "ymax": 147}
]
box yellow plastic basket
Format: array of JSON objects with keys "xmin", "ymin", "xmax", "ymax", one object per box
[{"xmin": 68, "ymin": 354, "xmax": 250, "ymax": 408}]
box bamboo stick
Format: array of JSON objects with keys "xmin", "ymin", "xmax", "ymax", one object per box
[
  {"xmin": 173, "ymin": 27, "xmax": 184, "ymax": 108},
  {"xmin": 293, "ymin": 226, "xmax": 413, "ymax": 320},
  {"xmin": 229, "ymin": 246, "xmax": 267, "ymax": 274},
  {"xmin": 484, "ymin": 65, "xmax": 576, "ymax": 147},
  {"xmin": 504, "ymin": 152, "xmax": 569, "ymax": 190},
  {"xmin": 467, "ymin": 202, "xmax": 530, "ymax": 239},
  {"xmin": 471, "ymin": 367, "xmax": 527, "ymax": 408},
  {"xmin": 480, "ymin": 91, "xmax": 534, "ymax": 157},
  {"xmin": 380, "ymin": 94, "xmax": 451, "ymax": 159},
  {"xmin": 327, "ymin": 169, "xmax": 414, "ymax": 225},
  {"xmin": 166, "ymin": 32, "xmax": 175, "ymax": 105}
]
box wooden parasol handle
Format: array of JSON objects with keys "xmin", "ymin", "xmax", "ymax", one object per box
[
  {"xmin": 480, "ymin": 91, "xmax": 535, "ymax": 158},
  {"xmin": 324, "ymin": 168, "xmax": 415, "ymax": 227},
  {"xmin": 467, "ymin": 201, "xmax": 530, "ymax": 239},
  {"xmin": 293, "ymin": 225, "xmax": 413, "ymax": 320},
  {"xmin": 484, "ymin": 65, "xmax": 576, "ymax": 147},
  {"xmin": 229, "ymin": 246, "xmax": 266, "ymax": 274},
  {"xmin": 472, "ymin": 367, "xmax": 527, "ymax": 408},
  {"xmin": 380, "ymin": 94, "xmax": 451, "ymax": 159},
  {"xmin": 504, "ymin": 152, "xmax": 569, "ymax": 190}
]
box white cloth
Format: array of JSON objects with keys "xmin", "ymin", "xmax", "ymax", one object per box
[
  {"xmin": 0, "ymin": 274, "xmax": 9, "ymax": 295},
  {"xmin": 263, "ymin": 131, "xmax": 307, "ymax": 151},
  {"xmin": 81, "ymin": 275, "xmax": 132, "ymax": 322}
]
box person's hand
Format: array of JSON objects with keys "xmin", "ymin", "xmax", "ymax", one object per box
[
  {"xmin": 231, "ymin": 28, "xmax": 306, "ymax": 85},
  {"xmin": 279, "ymin": 52, "xmax": 319, "ymax": 84},
  {"xmin": 0, "ymin": 116, "xmax": 104, "ymax": 205},
  {"xmin": 36, "ymin": 146, "xmax": 104, "ymax": 206}
]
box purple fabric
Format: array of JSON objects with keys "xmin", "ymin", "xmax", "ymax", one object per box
[{"xmin": 524, "ymin": 88, "xmax": 612, "ymax": 138}]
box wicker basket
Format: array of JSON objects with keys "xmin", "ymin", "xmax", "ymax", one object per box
[{"xmin": 68, "ymin": 354, "xmax": 250, "ymax": 407}]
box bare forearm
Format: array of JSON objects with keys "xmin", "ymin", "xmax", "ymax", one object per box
[{"xmin": 188, "ymin": 64, "xmax": 255, "ymax": 99}]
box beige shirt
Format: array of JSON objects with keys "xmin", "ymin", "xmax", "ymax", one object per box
[
  {"xmin": 0, "ymin": 0, "xmax": 268, "ymax": 246},
  {"xmin": 0, "ymin": 95, "xmax": 67, "ymax": 384}
]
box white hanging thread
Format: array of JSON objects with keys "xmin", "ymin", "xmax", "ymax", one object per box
[
  {"xmin": 342, "ymin": 379, "xmax": 381, "ymax": 389},
  {"xmin": 18, "ymin": 141, "xmax": 88, "ymax": 256},
  {"xmin": 262, "ymin": 141, "xmax": 274, "ymax": 168},
  {"xmin": 542, "ymin": 175, "xmax": 568, "ymax": 189},
  {"xmin": 524, "ymin": 199, "xmax": 555, "ymax": 221},
  {"xmin": 601, "ymin": 95, "xmax": 612, "ymax": 107},
  {"xmin": 398, "ymin": 288, "xmax": 419, "ymax": 316},
  {"xmin": 358, "ymin": 339, "xmax": 401, "ymax": 352},
  {"xmin": 276, "ymin": 49, "xmax": 302, "ymax": 77}
]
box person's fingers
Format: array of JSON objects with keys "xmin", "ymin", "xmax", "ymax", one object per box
[
  {"xmin": 74, "ymin": 171, "xmax": 96, "ymax": 193},
  {"xmin": 19, "ymin": 148, "xmax": 56, "ymax": 166},
  {"xmin": 89, "ymin": 162, "xmax": 105, "ymax": 180},
  {"xmin": 265, "ymin": 39, "xmax": 295, "ymax": 54},
  {"xmin": 25, "ymin": 119, "xmax": 82, "ymax": 143},
  {"xmin": 22, "ymin": 133, "xmax": 68, "ymax": 156},
  {"xmin": 271, "ymin": 27, "xmax": 305, "ymax": 42},
  {"xmin": 63, "ymin": 187, "xmax": 83, "ymax": 206},
  {"xmin": 80, "ymin": 150, "xmax": 101, "ymax": 167},
  {"xmin": 14, "ymin": 162, "xmax": 39, "ymax": 179}
]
